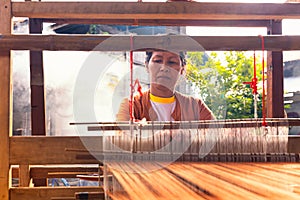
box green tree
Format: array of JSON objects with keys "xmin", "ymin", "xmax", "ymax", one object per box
[{"xmin": 186, "ymin": 51, "xmax": 263, "ymax": 119}]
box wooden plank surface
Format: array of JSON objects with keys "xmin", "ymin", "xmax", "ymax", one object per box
[
  {"xmin": 9, "ymin": 136, "xmax": 104, "ymax": 165},
  {"xmin": 11, "ymin": 2, "xmax": 300, "ymax": 20},
  {"xmin": 1, "ymin": 35, "xmax": 300, "ymax": 51},
  {"xmin": 10, "ymin": 187, "xmax": 104, "ymax": 200},
  {"xmin": 0, "ymin": 0, "xmax": 12, "ymax": 200}
]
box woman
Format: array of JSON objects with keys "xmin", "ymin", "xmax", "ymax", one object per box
[{"xmin": 116, "ymin": 50, "xmax": 215, "ymax": 121}]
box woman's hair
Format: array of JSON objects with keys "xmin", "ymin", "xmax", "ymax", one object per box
[{"xmin": 145, "ymin": 51, "xmax": 186, "ymax": 67}]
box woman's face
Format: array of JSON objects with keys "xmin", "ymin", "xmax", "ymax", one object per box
[{"xmin": 146, "ymin": 51, "xmax": 183, "ymax": 95}]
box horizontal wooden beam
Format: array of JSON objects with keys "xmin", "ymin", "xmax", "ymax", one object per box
[
  {"xmin": 9, "ymin": 135, "xmax": 300, "ymax": 166},
  {"xmin": 31, "ymin": 166, "xmax": 100, "ymax": 179},
  {"xmin": 12, "ymin": 2, "xmax": 300, "ymax": 20},
  {"xmin": 12, "ymin": 166, "xmax": 99, "ymax": 179},
  {"xmin": 10, "ymin": 187, "xmax": 104, "ymax": 200},
  {"xmin": 2, "ymin": 35, "xmax": 300, "ymax": 51},
  {"xmin": 10, "ymin": 136, "xmax": 103, "ymax": 165},
  {"xmin": 44, "ymin": 18, "xmax": 271, "ymax": 27}
]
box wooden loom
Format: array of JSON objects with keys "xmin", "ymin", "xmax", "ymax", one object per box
[
  {"xmin": 2, "ymin": 1, "xmax": 300, "ymax": 200},
  {"xmin": 73, "ymin": 118, "xmax": 300, "ymax": 199}
]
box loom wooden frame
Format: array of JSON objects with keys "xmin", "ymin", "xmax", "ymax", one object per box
[{"xmin": 1, "ymin": 1, "xmax": 300, "ymax": 199}]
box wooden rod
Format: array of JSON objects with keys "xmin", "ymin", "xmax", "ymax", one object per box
[
  {"xmin": 11, "ymin": 2, "xmax": 300, "ymax": 20},
  {"xmin": 0, "ymin": 0, "xmax": 12, "ymax": 200},
  {"xmin": 86, "ymin": 118, "xmax": 300, "ymax": 131},
  {"xmin": 31, "ymin": 166, "xmax": 99, "ymax": 179},
  {"xmin": 42, "ymin": 18, "xmax": 271, "ymax": 27},
  {"xmin": 1, "ymin": 35, "xmax": 300, "ymax": 51}
]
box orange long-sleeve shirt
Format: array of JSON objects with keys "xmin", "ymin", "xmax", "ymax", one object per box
[{"xmin": 116, "ymin": 90, "xmax": 215, "ymax": 121}]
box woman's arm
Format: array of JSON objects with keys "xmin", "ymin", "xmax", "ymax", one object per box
[{"xmin": 116, "ymin": 98, "xmax": 130, "ymax": 121}]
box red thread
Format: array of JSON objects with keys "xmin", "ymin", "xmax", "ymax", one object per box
[
  {"xmin": 253, "ymin": 51, "xmax": 257, "ymax": 95},
  {"xmin": 133, "ymin": 79, "xmax": 143, "ymax": 97},
  {"xmin": 243, "ymin": 51, "xmax": 258, "ymax": 95}
]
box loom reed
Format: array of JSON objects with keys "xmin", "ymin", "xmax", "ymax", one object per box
[{"xmin": 94, "ymin": 119, "xmax": 293, "ymax": 162}]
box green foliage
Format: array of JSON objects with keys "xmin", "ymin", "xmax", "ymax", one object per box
[
  {"xmin": 88, "ymin": 25, "xmax": 99, "ymax": 34},
  {"xmin": 186, "ymin": 51, "xmax": 264, "ymax": 119}
]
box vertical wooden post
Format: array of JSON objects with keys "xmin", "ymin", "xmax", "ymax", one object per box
[
  {"xmin": 29, "ymin": 18, "xmax": 47, "ymax": 186},
  {"xmin": 267, "ymin": 20, "xmax": 284, "ymax": 118},
  {"xmin": 19, "ymin": 165, "xmax": 30, "ymax": 187},
  {"xmin": 29, "ymin": 18, "xmax": 46, "ymax": 136},
  {"xmin": 0, "ymin": 0, "xmax": 12, "ymax": 200}
]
